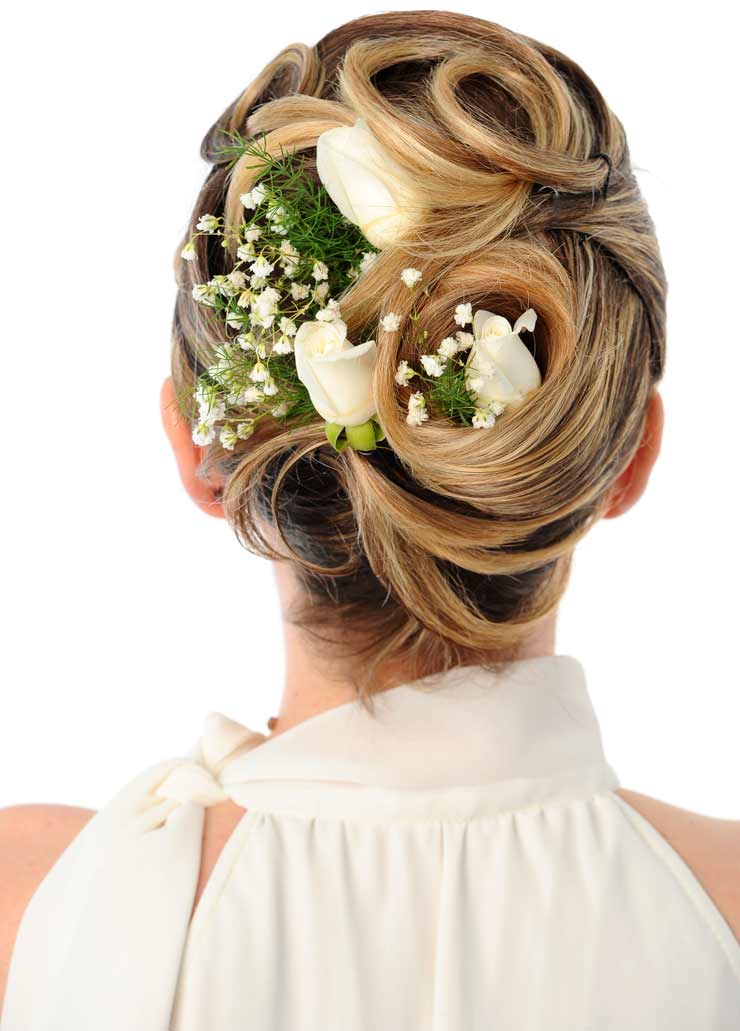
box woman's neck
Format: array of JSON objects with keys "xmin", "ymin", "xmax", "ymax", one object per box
[{"xmin": 266, "ymin": 560, "xmax": 558, "ymax": 739}]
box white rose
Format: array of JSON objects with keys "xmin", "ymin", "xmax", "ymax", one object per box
[
  {"xmin": 466, "ymin": 308, "xmax": 541, "ymax": 408},
  {"xmin": 315, "ymin": 117, "xmax": 420, "ymax": 248},
  {"xmin": 294, "ymin": 319, "xmax": 377, "ymax": 426}
]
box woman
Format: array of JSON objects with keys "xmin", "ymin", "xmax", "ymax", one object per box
[{"xmin": 1, "ymin": 10, "xmax": 739, "ymax": 1029}]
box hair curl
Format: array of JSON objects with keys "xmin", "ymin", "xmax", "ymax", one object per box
[{"xmin": 170, "ymin": 11, "xmax": 667, "ymax": 705}]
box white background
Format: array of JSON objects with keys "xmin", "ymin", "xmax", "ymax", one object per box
[{"xmin": 1, "ymin": 1, "xmax": 737, "ymax": 815}]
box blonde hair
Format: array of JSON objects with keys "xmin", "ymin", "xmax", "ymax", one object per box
[{"xmin": 171, "ymin": 11, "xmax": 666, "ymax": 704}]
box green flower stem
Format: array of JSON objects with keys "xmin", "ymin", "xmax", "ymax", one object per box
[
  {"xmin": 325, "ymin": 418, "xmax": 385, "ymax": 452},
  {"xmin": 345, "ymin": 421, "xmax": 379, "ymax": 451}
]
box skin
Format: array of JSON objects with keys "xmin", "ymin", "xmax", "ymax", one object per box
[{"xmin": 1, "ymin": 381, "xmax": 738, "ymax": 1012}]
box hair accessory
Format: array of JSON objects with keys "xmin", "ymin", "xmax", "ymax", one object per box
[{"xmin": 182, "ymin": 127, "xmax": 543, "ymax": 454}]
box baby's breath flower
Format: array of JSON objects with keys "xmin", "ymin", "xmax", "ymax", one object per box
[
  {"xmin": 254, "ymin": 341, "xmax": 268, "ymax": 360},
  {"xmin": 454, "ymin": 302, "xmax": 473, "ymax": 327},
  {"xmin": 205, "ymin": 400, "xmax": 227, "ymax": 424},
  {"xmin": 279, "ymin": 316, "xmax": 297, "ymax": 337},
  {"xmin": 472, "ymin": 406, "xmax": 498, "ymax": 430},
  {"xmin": 279, "ymin": 240, "xmax": 300, "ymax": 259},
  {"xmin": 211, "ymin": 350, "xmax": 234, "ymax": 373},
  {"xmin": 249, "ymin": 361, "xmax": 268, "ymax": 383},
  {"xmin": 192, "ymin": 283, "xmax": 218, "ymax": 306},
  {"xmin": 192, "ymin": 421, "xmax": 216, "ymax": 446},
  {"xmin": 454, "ymin": 330, "xmax": 475, "ymax": 350},
  {"xmin": 290, "ymin": 282, "xmax": 310, "ymax": 301},
  {"xmin": 271, "ymin": 401, "xmax": 289, "ymax": 418},
  {"xmin": 467, "ymin": 375, "xmax": 485, "ymax": 394},
  {"xmin": 244, "ymin": 227, "xmax": 262, "ymax": 242},
  {"xmin": 437, "ymin": 337, "xmax": 459, "ymax": 359},
  {"xmin": 272, "ymin": 337, "xmax": 293, "ymax": 355},
  {"xmin": 236, "ymin": 420, "xmax": 256, "ymax": 439},
  {"xmin": 312, "ymin": 260, "xmax": 329, "ymax": 282},
  {"xmin": 313, "ymin": 282, "xmax": 330, "ymax": 301},
  {"xmin": 282, "ymin": 261, "xmax": 298, "ymax": 278},
  {"xmin": 236, "ymin": 290, "xmax": 252, "ymax": 308},
  {"xmin": 238, "ymin": 385, "xmax": 263, "ymax": 404},
  {"xmin": 395, "ymin": 360, "xmax": 415, "ymax": 386},
  {"xmin": 249, "ymin": 255, "xmax": 274, "ymax": 278},
  {"xmin": 198, "ymin": 387, "xmax": 225, "ymax": 415},
  {"xmin": 262, "ymin": 376, "xmax": 279, "ymax": 396},
  {"xmin": 195, "ymin": 214, "xmax": 220, "ymax": 233},
  {"xmin": 420, "ymin": 354, "xmax": 446, "ymax": 378},
  {"xmin": 225, "ymin": 269, "xmax": 247, "ymax": 293},
  {"xmin": 406, "ymin": 391, "xmax": 429, "ymax": 427},
  {"xmin": 267, "ymin": 203, "xmax": 286, "ymax": 223},
  {"xmin": 219, "ymin": 424, "xmax": 239, "ymax": 449},
  {"xmin": 180, "ymin": 240, "xmax": 197, "ymax": 261},
  {"xmin": 401, "ymin": 267, "xmax": 422, "ymax": 288},
  {"xmin": 237, "ymin": 242, "xmax": 256, "ymax": 261},
  {"xmin": 207, "ymin": 363, "xmax": 227, "ymax": 385},
  {"xmin": 380, "ymin": 312, "xmax": 401, "ymax": 332},
  {"xmin": 236, "ymin": 332, "xmax": 254, "ymax": 351},
  {"xmin": 264, "ymin": 286, "xmax": 281, "ymax": 305},
  {"xmin": 250, "ymin": 287, "xmax": 280, "ymax": 328},
  {"xmin": 316, "ymin": 299, "xmax": 342, "ymax": 322},
  {"xmin": 194, "ymin": 382, "xmax": 218, "ymax": 409},
  {"xmin": 360, "ymin": 251, "xmax": 378, "ymax": 273},
  {"xmin": 226, "ymin": 310, "xmax": 244, "ymax": 330},
  {"xmin": 491, "ymin": 401, "xmax": 506, "ymax": 416},
  {"xmin": 240, "ymin": 183, "xmax": 267, "ymax": 209}
]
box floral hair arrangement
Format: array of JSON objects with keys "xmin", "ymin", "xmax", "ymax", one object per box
[{"xmin": 183, "ymin": 116, "xmax": 541, "ymax": 453}]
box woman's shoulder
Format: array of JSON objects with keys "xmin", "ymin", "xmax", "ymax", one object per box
[
  {"xmin": 0, "ymin": 804, "xmax": 95, "ymax": 1011},
  {"xmin": 0, "ymin": 798, "xmax": 244, "ymax": 1013},
  {"xmin": 613, "ymin": 788, "xmax": 740, "ymax": 941}
]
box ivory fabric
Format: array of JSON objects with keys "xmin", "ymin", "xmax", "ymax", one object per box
[{"xmin": 3, "ymin": 654, "xmax": 739, "ymax": 1030}]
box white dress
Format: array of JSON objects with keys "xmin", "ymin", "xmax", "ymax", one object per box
[{"xmin": 3, "ymin": 654, "xmax": 739, "ymax": 1030}]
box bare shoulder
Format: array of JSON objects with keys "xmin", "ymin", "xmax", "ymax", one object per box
[
  {"xmin": 194, "ymin": 800, "xmax": 247, "ymax": 914},
  {"xmin": 615, "ymin": 788, "xmax": 740, "ymax": 941},
  {"xmin": 0, "ymin": 804, "xmax": 95, "ymax": 1013}
]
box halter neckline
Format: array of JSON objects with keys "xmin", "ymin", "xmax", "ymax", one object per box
[{"xmin": 153, "ymin": 654, "xmax": 619, "ymax": 821}]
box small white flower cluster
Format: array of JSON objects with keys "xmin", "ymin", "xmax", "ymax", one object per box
[
  {"xmin": 392, "ymin": 297, "xmax": 514, "ymax": 430},
  {"xmin": 413, "ymin": 331, "xmax": 474, "ymax": 378},
  {"xmin": 191, "ymin": 382, "xmax": 226, "ymax": 445},
  {"xmin": 406, "ymin": 391, "xmax": 429, "ymax": 426},
  {"xmin": 401, "ymin": 266, "xmax": 422, "ymax": 288},
  {"xmin": 346, "ymin": 250, "xmax": 378, "ymax": 282},
  {"xmin": 181, "ymin": 167, "xmax": 383, "ymax": 449}
]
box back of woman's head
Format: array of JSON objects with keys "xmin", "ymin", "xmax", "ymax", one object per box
[{"xmin": 171, "ymin": 10, "xmax": 666, "ymax": 701}]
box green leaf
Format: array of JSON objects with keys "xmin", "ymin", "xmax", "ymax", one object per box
[{"xmin": 325, "ymin": 422, "xmax": 348, "ymax": 451}]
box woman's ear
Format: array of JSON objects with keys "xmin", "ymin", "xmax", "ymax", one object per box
[
  {"xmin": 160, "ymin": 377, "xmax": 225, "ymax": 519},
  {"xmin": 602, "ymin": 387, "xmax": 664, "ymax": 519}
]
